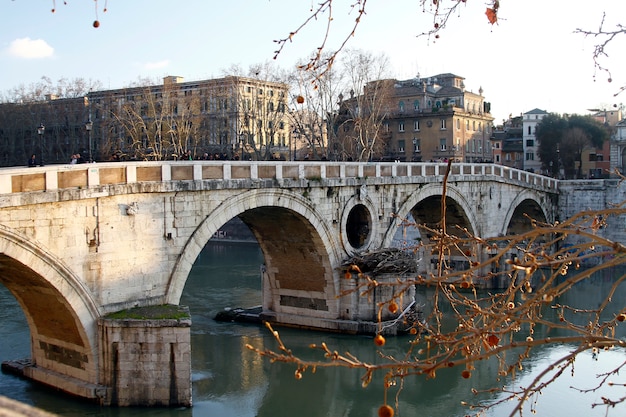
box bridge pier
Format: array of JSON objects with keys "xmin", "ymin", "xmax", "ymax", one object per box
[{"xmin": 97, "ymin": 306, "xmax": 192, "ymax": 407}]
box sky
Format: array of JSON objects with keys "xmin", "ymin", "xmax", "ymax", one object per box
[{"xmin": 0, "ymin": 0, "xmax": 624, "ymax": 124}]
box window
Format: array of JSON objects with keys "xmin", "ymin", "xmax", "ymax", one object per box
[
  {"xmin": 528, "ymin": 126, "xmax": 532, "ymax": 135},
  {"xmin": 505, "ymin": 153, "xmax": 511, "ymax": 161},
  {"xmin": 496, "ymin": 155, "xmax": 501, "ymax": 163},
  {"xmin": 526, "ymin": 139, "xmax": 534, "ymax": 147},
  {"xmin": 398, "ymin": 121, "xmax": 405, "ymax": 132},
  {"xmin": 398, "ymin": 140, "xmax": 405, "ymax": 153},
  {"xmin": 456, "ymin": 119, "xmax": 460, "ymax": 130},
  {"xmin": 399, "ymin": 101, "xmax": 405, "ymax": 112},
  {"xmin": 440, "ymin": 119, "xmax": 447, "ymax": 130},
  {"xmin": 440, "ymin": 138, "xmax": 447, "ymax": 151},
  {"xmin": 413, "ymin": 120, "xmax": 420, "ymax": 131},
  {"xmin": 413, "ymin": 100, "xmax": 420, "ymax": 111},
  {"xmin": 526, "ymin": 152, "xmax": 535, "ymax": 161},
  {"xmin": 413, "ymin": 138, "xmax": 420, "ymax": 152}
]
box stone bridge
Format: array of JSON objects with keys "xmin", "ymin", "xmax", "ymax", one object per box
[{"xmin": 0, "ymin": 161, "xmax": 558, "ymax": 407}]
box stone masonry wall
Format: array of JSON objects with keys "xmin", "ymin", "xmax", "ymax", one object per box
[{"xmin": 98, "ymin": 307, "xmax": 191, "ymax": 407}]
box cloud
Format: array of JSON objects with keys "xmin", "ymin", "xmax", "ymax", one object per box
[
  {"xmin": 7, "ymin": 37, "xmax": 54, "ymax": 59},
  {"xmin": 144, "ymin": 60, "xmax": 170, "ymax": 70}
]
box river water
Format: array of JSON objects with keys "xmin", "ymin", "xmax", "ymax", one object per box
[{"xmin": 1, "ymin": 241, "xmax": 626, "ymax": 417}]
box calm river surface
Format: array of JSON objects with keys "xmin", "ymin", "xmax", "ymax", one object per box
[{"xmin": 1, "ymin": 241, "xmax": 626, "ymax": 417}]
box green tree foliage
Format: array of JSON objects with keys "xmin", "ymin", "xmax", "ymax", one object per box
[{"xmin": 536, "ymin": 114, "xmax": 609, "ymax": 178}]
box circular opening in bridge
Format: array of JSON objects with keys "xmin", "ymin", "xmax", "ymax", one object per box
[{"xmin": 346, "ymin": 204, "xmax": 372, "ymax": 249}]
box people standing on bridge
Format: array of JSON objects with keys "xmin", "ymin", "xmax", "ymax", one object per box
[{"xmin": 27, "ymin": 154, "xmax": 37, "ymax": 167}]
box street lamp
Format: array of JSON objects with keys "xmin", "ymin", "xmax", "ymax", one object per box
[
  {"xmin": 85, "ymin": 119, "xmax": 93, "ymax": 162},
  {"xmin": 37, "ymin": 123, "xmax": 45, "ymax": 166}
]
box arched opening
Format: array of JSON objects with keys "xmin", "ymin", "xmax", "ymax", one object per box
[
  {"xmin": 346, "ymin": 204, "xmax": 371, "ymax": 249},
  {"xmin": 506, "ymin": 199, "xmax": 547, "ymax": 237},
  {"xmin": 408, "ymin": 195, "xmax": 475, "ymax": 273}
]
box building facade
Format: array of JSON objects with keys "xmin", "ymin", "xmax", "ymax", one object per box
[
  {"xmin": 522, "ymin": 108, "xmax": 548, "ymax": 173},
  {"xmin": 0, "ymin": 95, "xmax": 90, "ymax": 166},
  {"xmin": 612, "ymin": 118, "xmax": 626, "ymax": 174},
  {"xmin": 0, "ymin": 75, "xmax": 292, "ymax": 166},
  {"xmin": 334, "ymin": 73, "xmax": 494, "ymax": 162},
  {"xmin": 490, "ymin": 116, "xmax": 523, "ymax": 169},
  {"xmin": 89, "ymin": 76, "xmax": 291, "ymax": 161}
]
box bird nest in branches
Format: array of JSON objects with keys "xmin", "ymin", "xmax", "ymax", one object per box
[{"xmin": 342, "ymin": 248, "xmax": 419, "ymax": 276}]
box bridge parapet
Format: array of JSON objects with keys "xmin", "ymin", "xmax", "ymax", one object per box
[{"xmin": 0, "ymin": 161, "xmax": 558, "ymax": 205}]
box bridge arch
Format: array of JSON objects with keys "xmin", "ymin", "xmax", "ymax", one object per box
[
  {"xmin": 501, "ymin": 191, "xmax": 551, "ymax": 237},
  {"xmin": 0, "ymin": 224, "xmax": 101, "ymax": 386},
  {"xmin": 166, "ymin": 189, "xmax": 344, "ymax": 318},
  {"xmin": 382, "ymin": 183, "xmax": 480, "ymax": 249}
]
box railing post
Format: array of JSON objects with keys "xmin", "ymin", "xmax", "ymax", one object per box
[
  {"xmin": 87, "ymin": 166, "xmax": 100, "ymax": 187},
  {"xmin": 45, "ymin": 170, "xmax": 58, "ymax": 191},
  {"xmin": 193, "ymin": 164, "xmax": 202, "ymax": 181},
  {"xmin": 223, "ymin": 163, "xmax": 231, "ymax": 180},
  {"xmin": 275, "ymin": 164, "xmax": 283, "ymax": 180},
  {"xmin": 250, "ymin": 163, "xmax": 258, "ymax": 180},
  {"xmin": 126, "ymin": 165, "xmax": 137, "ymax": 184},
  {"xmin": 0, "ymin": 174, "xmax": 11, "ymax": 194},
  {"xmin": 161, "ymin": 164, "xmax": 172, "ymax": 182}
]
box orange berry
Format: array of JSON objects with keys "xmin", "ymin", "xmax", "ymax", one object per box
[
  {"xmin": 378, "ymin": 404, "xmax": 394, "ymax": 417},
  {"xmin": 617, "ymin": 313, "xmax": 626, "ymax": 322},
  {"xmin": 460, "ymin": 281, "xmax": 471, "ymax": 289},
  {"xmin": 461, "ymin": 370, "xmax": 471, "ymax": 379},
  {"xmin": 388, "ymin": 301, "xmax": 398, "ymax": 314},
  {"xmin": 409, "ymin": 327, "xmax": 417, "ymax": 335},
  {"xmin": 294, "ymin": 369, "xmax": 302, "ymax": 380},
  {"xmin": 93, "ymin": 20, "xmax": 100, "ymax": 28},
  {"xmin": 486, "ymin": 334, "xmax": 499, "ymax": 347},
  {"xmin": 374, "ymin": 334, "xmax": 386, "ymax": 346},
  {"xmin": 296, "ymin": 95, "xmax": 305, "ymax": 104}
]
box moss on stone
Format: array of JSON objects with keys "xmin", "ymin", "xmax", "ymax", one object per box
[{"xmin": 105, "ymin": 304, "xmax": 190, "ymax": 320}]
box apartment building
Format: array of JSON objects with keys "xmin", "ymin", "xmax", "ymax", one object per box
[
  {"xmin": 522, "ymin": 108, "xmax": 548, "ymax": 173},
  {"xmin": 0, "ymin": 94, "xmax": 89, "ymax": 166},
  {"xmin": 334, "ymin": 73, "xmax": 494, "ymax": 162},
  {"xmin": 89, "ymin": 75, "xmax": 291, "ymax": 161}
]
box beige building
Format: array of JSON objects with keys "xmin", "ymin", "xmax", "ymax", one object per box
[
  {"xmin": 335, "ymin": 73, "xmax": 494, "ymax": 162},
  {"xmin": 89, "ymin": 75, "xmax": 291, "ymax": 161}
]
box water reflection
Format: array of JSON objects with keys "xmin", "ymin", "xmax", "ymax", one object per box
[{"xmin": 0, "ymin": 242, "xmax": 625, "ymax": 416}]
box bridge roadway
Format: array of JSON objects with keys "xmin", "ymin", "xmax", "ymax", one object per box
[{"xmin": 0, "ymin": 161, "xmax": 558, "ymax": 406}]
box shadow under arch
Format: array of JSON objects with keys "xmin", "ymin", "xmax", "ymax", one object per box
[
  {"xmin": 0, "ymin": 224, "xmax": 101, "ymax": 385},
  {"xmin": 382, "ymin": 183, "xmax": 480, "ymax": 249},
  {"xmin": 501, "ymin": 191, "xmax": 551, "ymax": 237},
  {"xmin": 166, "ymin": 189, "xmax": 344, "ymax": 318}
]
